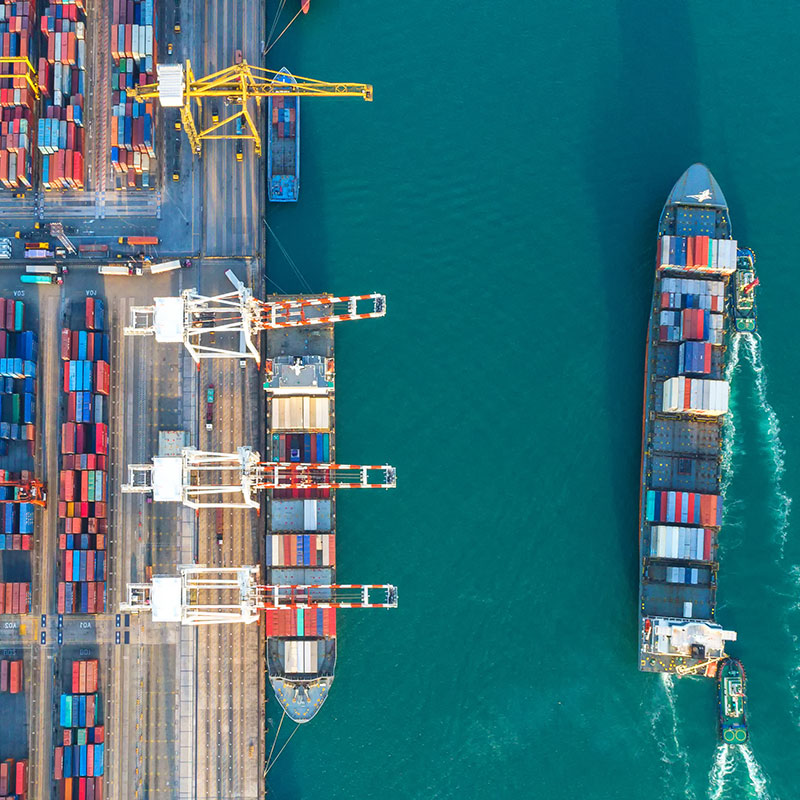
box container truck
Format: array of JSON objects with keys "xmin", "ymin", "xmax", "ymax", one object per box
[
  {"xmin": 25, "ymin": 263, "xmax": 58, "ymax": 275},
  {"xmin": 20, "ymin": 274, "xmax": 62, "ymax": 285},
  {"xmin": 98, "ymin": 264, "xmax": 142, "ymax": 276},
  {"xmin": 119, "ymin": 236, "xmax": 158, "ymax": 245},
  {"xmin": 149, "ymin": 259, "xmax": 182, "ymax": 274}
]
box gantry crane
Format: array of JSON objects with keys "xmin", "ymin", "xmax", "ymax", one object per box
[
  {"xmin": 0, "ymin": 57, "xmax": 40, "ymax": 100},
  {"xmin": 123, "ymin": 268, "xmax": 385, "ymax": 364},
  {"xmin": 0, "ymin": 475, "xmax": 46, "ymax": 508},
  {"xmin": 120, "ymin": 565, "xmax": 397, "ymax": 625},
  {"xmin": 132, "ymin": 61, "xmax": 372, "ymax": 156},
  {"xmin": 121, "ymin": 447, "xmax": 396, "ymax": 509}
]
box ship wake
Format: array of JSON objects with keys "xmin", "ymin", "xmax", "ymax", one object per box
[
  {"xmin": 707, "ymin": 744, "xmax": 775, "ymax": 800},
  {"xmin": 739, "ymin": 332, "xmax": 791, "ymax": 553}
]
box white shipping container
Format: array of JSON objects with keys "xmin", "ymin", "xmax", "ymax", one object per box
[
  {"xmin": 303, "ymin": 500, "xmax": 317, "ymax": 531},
  {"xmin": 285, "ymin": 641, "xmax": 298, "ymax": 674},
  {"xmin": 683, "ymin": 601, "xmax": 693, "ymax": 618}
]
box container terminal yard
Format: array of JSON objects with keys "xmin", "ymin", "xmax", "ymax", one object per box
[{"xmin": 0, "ymin": 1, "xmax": 396, "ymax": 798}]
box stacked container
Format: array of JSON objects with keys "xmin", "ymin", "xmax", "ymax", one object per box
[
  {"xmin": 0, "ymin": 658, "xmax": 22, "ymax": 693},
  {"xmin": 0, "ymin": 0, "xmax": 35, "ymax": 188},
  {"xmin": 54, "ymin": 660, "xmax": 104, "ymax": 797},
  {"xmin": 0, "ymin": 582, "xmax": 30, "ymax": 612},
  {"xmin": 38, "ymin": 0, "xmax": 86, "ymax": 189},
  {"xmin": 0, "ymin": 757, "xmax": 27, "ymax": 795},
  {"xmin": 0, "ymin": 302, "xmax": 37, "ymax": 452},
  {"xmin": 271, "ymin": 432, "xmax": 330, "ymax": 499},
  {"xmin": 57, "ymin": 299, "xmax": 109, "ymax": 614},
  {"xmin": 657, "ymin": 235, "xmax": 738, "ymax": 275},
  {"xmin": 109, "ymin": 0, "xmax": 156, "ymax": 188},
  {"xmin": 265, "ymin": 607, "xmax": 336, "ymax": 638},
  {"xmin": 645, "ymin": 489, "xmax": 723, "ymax": 527},
  {"xmin": 266, "ymin": 533, "xmax": 336, "ymax": 567},
  {"xmin": 662, "ymin": 377, "xmax": 730, "ymax": 416}
]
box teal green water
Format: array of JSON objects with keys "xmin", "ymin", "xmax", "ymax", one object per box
[{"xmin": 264, "ymin": 2, "xmax": 800, "ymax": 797}]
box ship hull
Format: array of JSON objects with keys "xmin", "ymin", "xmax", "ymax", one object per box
[
  {"xmin": 267, "ymin": 68, "xmax": 300, "ymax": 202},
  {"xmin": 638, "ymin": 164, "xmax": 740, "ymax": 675}
]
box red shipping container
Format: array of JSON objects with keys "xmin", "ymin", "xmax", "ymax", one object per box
[
  {"xmin": 55, "ymin": 746, "xmax": 63, "ymax": 779},
  {"xmin": 65, "ymin": 550, "xmax": 73, "ymax": 581},
  {"xmin": 96, "ymin": 534, "xmax": 105, "ymax": 550},
  {"xmin": 68, "ymin": 392, "xmax": 76, "ymax": 422},
  {"xmin": 97, "ymin": 775, "xmax": 104, "ymax": 800},
  {"xmin": 87, "ymin": 745, "xmax": 94, "ymax": 778},
  {"xmin": 88, "ymin": 659, "xmax": 98, "ymax": 692},
  {"xmin": 64, "ymin": 728, "xmax": 72, "ymax": 746},
  {"xmin": 329, "ymin": 535, "xmax": 336, "ymax": 565},
  {"xmin": 80, "ymin": 776, "xmax": 87, "ymax": 800},
  {"xmin": 0, "ymin": 660, "xmax": 6, "ymax": 692},
  {"xmin": 87, "ymin": 580, "xmax": 95, "ymax": 612},
  {"xmin": 4, "ymin": 584, "xmax": 11, "ymax": 612},
  {"xmin": 0, "ymin": 585, "xmax": 4, "ymax": 614},
  {"xmin": 79, "ymin": 659, "xmax": 86, "ymax": 693},
  {"xmin": 0, "ymin": 761, "xmax": 7, "ymax": 795},
  {"xmin": 14, "ymin": 759, "xmax": 25, "ymax": 794},
  {"xmin": 94, "ymin": 502, "xmax": 106, "ymax": 519},
  {"xmin": 72, "ymin": 660, "xmax": 79, "ymax": 693},
  {"xmin": 63, "ymin": 361, "xmax": 70, "ymax": 393},
  {"xmin": 61, "ymin": 327, "xmax": 71, "ymax": 360},
  {"xmin": 9, "ymin": 659, "xmax": 21, "ymax": 693},
  {"xmin": 11, "ymin": 534, "xmax": 19, "ymax": 551},
  {"xmin": 94, "ymin": 725, "xmax": 104, "ymax": 744},
  {"xmin": 21, "ymin": 534, "xmax": 31, "ymax": 551},
  {"xmin": 86, "ymin": 297, "xmax": 95, "ymax": 330},
  {"xmin": 58, "ymin": 582, "xmax": 65, "ymax": 614}
]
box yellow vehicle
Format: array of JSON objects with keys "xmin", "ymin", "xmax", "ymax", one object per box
[
  {"xmin": 211, "ymin": 108, "xmax": 219, "ymax": 124},
  {"xmin": 174, "ymin": 121, "xmax": 181, "ymax": 130},
  {"xmin": 172, "ymin": 171, "xmax": 180, "ymax": 182},
  {"xmin": 236, "ymin": 146, "xmax": 243, "ymax": 162},
  {"xmin": 174, "ymin": 21, "xmax": 180, "ymax": 33},
  {"xmin": 25, "ymin": 242, "xmax": 50, "ymax": 250}
]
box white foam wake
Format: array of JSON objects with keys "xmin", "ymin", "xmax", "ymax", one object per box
[
  {"xmin": 707, "ymin": 744, "xmax": 735, "ymax": 800},
  {"xmin": 740, "ymin": 745, "xmax": 773, "ymax": 799},
  {"xmin": 741, "ymin": 333, "xmax": 791, "ymax": 553}
]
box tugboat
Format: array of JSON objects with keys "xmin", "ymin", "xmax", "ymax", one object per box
[
  {"xmin": 731, "ymin": 248, "xmax": 758, "ymax": 333},
  {"xmin": 718, "ymin": 658, "xmax": 748, "ymax": 743}
]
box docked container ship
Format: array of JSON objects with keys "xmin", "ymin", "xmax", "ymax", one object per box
[
  {"xmin": 264, "ymin": 331, "xmax": 336, "ymax": 722},
  {"xmin": 267, "ymin": 68, "xmax": 299, "ymax": 202},
  {"xmin": 638, "ymin": 164, "xmax": 742, "ymax": 676}
]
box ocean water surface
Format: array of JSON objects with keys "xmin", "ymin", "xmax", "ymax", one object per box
[{"xmin": 263, "ymin": 2, "xmax": 800, "ymax": 797}]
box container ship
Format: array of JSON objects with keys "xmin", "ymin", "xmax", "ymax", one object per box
[
  {"xmin": 268, "ymin": 68, "xmax": 299, "ymax": 203},
  {"xmin": 263, "ymin": 325, "xmax": 336, "ymax": 722},
  {"xmin": 638, "ymin": 164, "xmax": 743, "ymax": 676}
]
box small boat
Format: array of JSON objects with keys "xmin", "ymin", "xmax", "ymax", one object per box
[
  {"xmin": 731, "ymin": 248, "xmax": 758, "ymax": 333},
  {"xmin": 267, "ymin": 68, "xmax": 299, "ymax": 203},
  {"xmin": 301, "ymin": 0, "xmax": 310, "ymax": 13},
  {"xmin": 718, "ymin": 658, "xmax": 748, "ymax": 743}
]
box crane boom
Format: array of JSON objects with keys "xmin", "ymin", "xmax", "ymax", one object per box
[
  {"xmin": 0, "ymin": 478, "xmax": 46, "ymax": 507},
  {"xmin": 130, "ymin": 61, "xmax": 372, "ymax": 156}
]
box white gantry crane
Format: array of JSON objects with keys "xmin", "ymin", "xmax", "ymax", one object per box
[
  {"xmin": 121, "ymin": 446, "xmax": 396, "ymax": 509},
  {"xmin": 123, "ymin": 269, "xmax": 386, "ymax": 364},
  {"xmin": 121, "ymin": 564, "xmax": 398, "ymax": 625}
]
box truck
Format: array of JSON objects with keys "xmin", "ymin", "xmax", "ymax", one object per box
[
  {"xmin": 205, "ymin": 384, "xmax": 215, "ymax": 430},
  {"xmin": 24, "ymin": 249, "xmax": 54, "ymax": 260},
  {"xmin": 149, "ymin": 259, "xmax": 182, "ymax": 274},
  {"xmin": 78, "ymin": 243, "xmax": 110, "ymax": 256},
  {"xmin": 119, "ymin": 236, "xmax": 159, "ymax": 245},
  {"xmin": 20, "ymin": 274, "xmax": 62, "ymax": 285},
  {"xmin": 98, "ymin": 264, "xmax": 143, "ymax": 276},
  {"xmin": 25, "ymin": 263, "xmax": 58, "ymax": 275}
]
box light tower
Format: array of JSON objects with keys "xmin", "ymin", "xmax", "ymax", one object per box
[
  {"xmin": 121, "ymin": 446, "xmax": 396, "ymax": 509},
  {"xmin": 123, "ymin": 269, "xmax": 386, "ymax": 364}
]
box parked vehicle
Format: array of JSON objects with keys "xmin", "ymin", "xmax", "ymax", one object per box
[{"xmin": 205, "ymin": 384, "xmax": 215, "ymax": 430}]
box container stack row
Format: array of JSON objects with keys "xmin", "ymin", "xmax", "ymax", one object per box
[
  {"xmin": 57, "ymin": 300, "xmax": 108, "ymax": 614},
  {"xmin": 0, "ymin": 302, "xmax": 37, "ymax": 451},
  {"xmin": 38, "ymin": 0, "xmax": 85, "ymax": 189},
  {"xmin": 271, "ymin": 432, "xmax": 330, "ymax": 500},
  {"xmin": 0, "ymin": 658, "xmax": 22, "ymax": 692},
  {"xmin": 109, "ymin": 0, "xmax": 156, "ymax": 187},
  {"xmin": 0, "ymin": 757, "xmax": 27, "ymax": 796},
  {"xmin": 266, "ymin": 533, "xmax": 335, "ymax": 567},
  {"xmin": 54, "ymin": 660, "xmax": 104, "ymax": 797},
  {"xmin": 659, "ymin": 277, "xmax": 725, "ymax": 312},
  {"xmin": 645, "ymin": 489, "xmax": 723, "ymax": 527},
  {"xmin": 657, "ymin": 235, "xmax": 738, "ymax": 275},
  {"xmin": 662, "ymin": 377, "xmax": 730, "ymax": 416},
  {"xmin": 272, "ymin": 95, "xmax": 296, "ymax": 138},
  {"xmin": 0, "ymin": 500, "xmax": 33, "ymax": 550},
  {"xmin": 0, "ymin": 0, "xmax": 35, "ymax": 188},
  {"xmin": 0, "ymin": 582, "xmax": 29, "ymax": 613},
  {"xmin": 265, "ymin": 607, "xmax": 336, "ymax": 638},
  {"xmin": 649, "ymin": 526, "xmax": 713, "ymax": 561}
]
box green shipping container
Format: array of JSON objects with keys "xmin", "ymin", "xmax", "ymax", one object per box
[
  {"xmin": 77, "ymin": 728, "xmax": 87, "ymax": 745},
  {"xmin": 14, "ymin": 301, "xmax": 23, "ymax": 331},
  {"xmin": 65, "ymin": 695, "xmax": 73, "ymax": 727},
  {"xmin": 88, "ymin": 472, "xmax": 95, "ymax": 502},
  {"xmin": 10, "ymin": 394, "xmax": 19, "ymax": 423}
]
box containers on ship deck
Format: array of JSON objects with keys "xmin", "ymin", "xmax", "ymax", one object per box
[
  {"xmin": 266, "ymin": 533, "xmax": 336, "ymax": 567},
  {"xmin": 658, "ymin": 235, "xmax": 737, "ymax": 274},
  {"xmin": 265, "ymin": 607, "xmax": 336, "ymax": 637},
  {"xmin": 649, "ymin": 525, "xmax": 714, "ymax": 561},
  {"xmin": 645, "ymin": 489, "xmax": 722, "ymax": 527},
  {"xmin": 659, "ymin": 276, "xmax": 725, "ymax": 312},
  {"xmin": 678, "ymin": 341, "xmax": 712, "ymax": 375},
  {"xmin": 662, "ymin": 377, "xmax": 729, "ymax": 415}
]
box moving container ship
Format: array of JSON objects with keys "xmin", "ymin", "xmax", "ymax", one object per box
[
  {"xmin": 264, "ymin": 346, "xmax": 336, "ymax": 722},
  {"xmin": 638, "ymin": 164, "xmax": 743, "ymax": 676},
  {"xmin": 267, "ymin": 67, "xmax": 299, "ymax": 202},
  {"xmin": 57, "ymin": 298, "xmax": 109, "ymax": 614}
]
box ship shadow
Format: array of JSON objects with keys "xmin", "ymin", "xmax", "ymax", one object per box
[{"xmin": 583, "ymin": 0, "xmax": 703, "ymax": 656}]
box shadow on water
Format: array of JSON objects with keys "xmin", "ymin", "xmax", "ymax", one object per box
[{"xmin": 584, "ymin": 0, "xmax": 701, "ymax": 650}]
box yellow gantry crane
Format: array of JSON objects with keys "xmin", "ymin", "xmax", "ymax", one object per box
[
  {"xmin": 0, "ymin": 57, "xmax": 41, "ymax": 100},
  {"xmin": 129, "ymin": 61, "xmax": 372, "ymax": 157}
]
